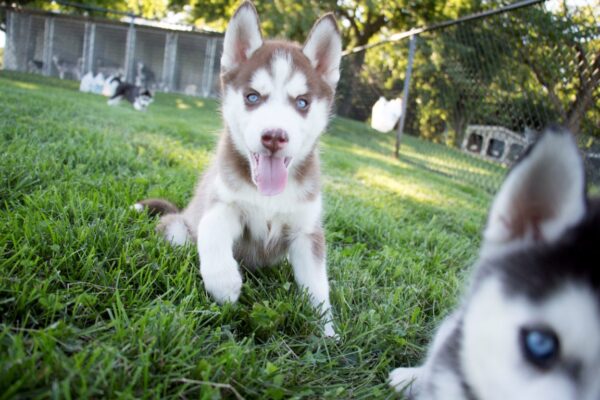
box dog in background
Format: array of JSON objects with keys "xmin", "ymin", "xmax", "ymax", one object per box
[
  {"xmin": 135, "ymin": 62, "xmax": 156, "ymax": 91},
  {"xmin": 52, "ymin": 56, "xmax": 83, "ymax": 80},
  {"xmin": 135, "ymin": 1, "xmax": 342, "ymax": 337},
  {"xmin": 107, "ymin": 81, "xmax": 153, "ymax": 111},
  {"xmin": 389, "ymin": 127, "xmax": 600, "ymax": 399}
]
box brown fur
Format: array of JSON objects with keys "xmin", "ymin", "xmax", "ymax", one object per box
[
  {"xmin": 310, "ymin": 228, "xmax": 326, "ymax": 261},
  {"xmin": 221, "ymin": 41, "xmax": 334, "ymax": 102},
  {"xmin": 219, "ymin": 132, "xmax": 253, "ymax": 189},
  {"xmin": 137, "ymin": 198, "xmax": 179, "ymax": 216},
  {"xmin": 234, "ymin": 224, "xmax": 291, "ymax": 268}
]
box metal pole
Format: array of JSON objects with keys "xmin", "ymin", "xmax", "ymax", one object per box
[
  {"xmin": 42, "ymin": 17, "xmax": 55, "ymax": 76},
  {"xmin": 162, "ymin": 32, "xmax": 178, "ymax": 92},
  {"xmin": 395, "ymin": 35, "xmax": 416, "ymax": 158},
  {"xmin": 3, "ymin": 10, "xmax": 12, "ymax": 70},
  {"xmin": 124, "ymin": 17, "xmax": 136, "ymax": 81},
  {"xmin": 82, "ymin": 22, "xmax": 96, "ymax": 74},
  {"xmin": 202, "ymin": 38, "xmax": 217, "ymax": 97}
]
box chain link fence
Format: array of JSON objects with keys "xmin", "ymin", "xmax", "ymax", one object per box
[
  {"xmin": 3, "ymin": 8, "xmax": 223, "ymax": 97},
  {"xmin": 336, "ymin": 0, "xmax": 600, "ymax": 194}
]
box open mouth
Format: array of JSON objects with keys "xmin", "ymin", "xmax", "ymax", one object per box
[{"xmin": 250, "ymin": 153, "xmax": 293, "ymax": 196}]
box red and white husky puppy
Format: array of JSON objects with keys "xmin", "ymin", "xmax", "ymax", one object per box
[{"xmin": 136, "ymin": 1, "xmax": 342, "ymax": 337}]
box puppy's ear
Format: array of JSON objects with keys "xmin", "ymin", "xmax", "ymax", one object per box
[
  {"xmin": 303, "ymin": 14, "xmax": 342, "ymax": 88},
  {"xmin": 221, "ymin": 1, "xmax": 263, "ymax": 73},
  {"xmin": 483, "ymin": 127, "xmax": 586, "ymax": 251}
]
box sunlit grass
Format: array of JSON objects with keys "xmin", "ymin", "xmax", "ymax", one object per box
[
  {"xmin": 0, "ymin": 71, "xmax": 499, "ymax": 399},
  {"xmin": 12, "ymin": 81, "xmax": 40, "ymax": 90}
]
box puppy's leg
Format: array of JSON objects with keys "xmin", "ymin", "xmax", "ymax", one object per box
[
  {"xmin": 289, "ymin": 228, "xmax": 336, "ymax": 337},
  {"xmin": 198, "ymin": 203, "xmax": 243, "ymax": 304},
  {"xmin": 156, "ymin": 214, "xmax": 191, "ymax": 246},
  {"xmin": 107, "ymin": 95, "xmax": 122, "ymax": 106},
  {"xmin": 389, "ymin": 367, "xmax": 422, "ymax": 396}
]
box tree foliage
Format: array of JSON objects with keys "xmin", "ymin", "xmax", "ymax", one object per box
[{"xmin": 345, "ymin": 0, "xmax": 599, "ymax": 142}]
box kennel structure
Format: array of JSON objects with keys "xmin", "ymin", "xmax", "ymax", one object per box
[
  {"xmin": 3, "ymin": 8, "xmax": 223, "ymax": 97},
  {"xmin": 461, "ymin": 125, "xmax": 529, "ymax": 165}
]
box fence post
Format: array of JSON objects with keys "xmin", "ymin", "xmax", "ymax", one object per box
[
  {"xmin": 4, "ymin": 11, "xmax": 14, "ymax": 70},
  {"xmin": 124, "ymin": 17, "xmax": 136, "ymax": 81},
  {"xmin": 162, "ymin": 32, "xmax": 178, "ymax": 92},
  {"xmin": 201, "ymin": 38, "xmax": 217, "ymax": 97},
  {"xmin": 395, "ymin": 34, "xmax": 417, "ymax": 158},
  {"xmin": 42, "ymin": 17, "xmax": 55, "ymax": 76},
  {"xmin": 82, "ymin": 22, "xmax": 96, "ymax": 75}
]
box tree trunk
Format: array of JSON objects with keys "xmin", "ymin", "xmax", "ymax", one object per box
[
  {"xmin": 565, "ymin": 51, "xmax": 600, "ymax": 134},
  {"xmin": 565, "ymin": 87, "xmax": 596, "ymax": 134}
]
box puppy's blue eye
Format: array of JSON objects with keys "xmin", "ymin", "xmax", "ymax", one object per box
[
  {"xmin": 521, "ymin": 328, "xmax": 559, "ymax": 368},
  {"xmin": 296, "ymin": 98, "xmax": 309, "ymax": 110},
  {"xmin": 246, "ymin": 93, "xmax": 260, "ymax": 104}
]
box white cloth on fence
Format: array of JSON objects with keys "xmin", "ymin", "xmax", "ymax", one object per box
[
  {"xmin": 371, "ymin": 96, "xmax": 402, "ymax": 133},
  {"xmin": 79, "ymin": 72, "xmax": 94, "ymax": 93}
]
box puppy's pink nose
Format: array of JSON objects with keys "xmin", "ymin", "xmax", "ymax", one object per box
[{"xmin": 261, "ymin": 129, "xmax": 288, "ymax": 153}]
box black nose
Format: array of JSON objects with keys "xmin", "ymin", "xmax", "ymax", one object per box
[{"xmin": 261, "ymin": 129, "xmax": 289, "ymax": 153}]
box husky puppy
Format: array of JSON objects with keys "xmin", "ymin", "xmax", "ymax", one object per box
[
  {"xmin": 108, "ymin": 81, "xmax": 153, "ymax": 111},
  {"xmin": 389, "ymin": 127, "xmax": 600, "ymax": 399},
  {"xmin": 27, "ymin": 59, "xmax": 44, "ymax": 74},
  {"xmin": 135, "ymin": 1, "xmax": 342, "ymax": 336},
  {"xmin": 52, "ymin": 56, "xmax": 83, "ymax": 80},
  {"xmin": 135, "ymin": 62, "xmax": 156, "ymax": 90}
]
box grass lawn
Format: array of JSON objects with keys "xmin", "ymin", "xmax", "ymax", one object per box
[{"xmin": 0, "ymin": 71, "xmax": 503, "ymax": 399}]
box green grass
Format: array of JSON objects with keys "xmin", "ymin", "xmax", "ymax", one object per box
[{"xmin": 0, "ymin": 71, "xmax": 502, "ymax": 399}]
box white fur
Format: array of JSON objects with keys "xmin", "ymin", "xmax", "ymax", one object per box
[
  {"xmin": 165, "ymin": 218, "xmax": 191, "ymax": 246},
  {"xmin": 389, "ymin": 367, "xmax": 421, "ymax": 395},
  {"xmin": 390, "ymin": 312, "xmax": 462, "ymax": 395},
  {"xmin": 303, "ymin": 16, "xmax": 342, "ymax": 88},
  {"xmin": 250, "ymin": 68, "xmax": 273, "ymax": 95},
  {"xmin": 220, "ymin": 3, "xmax": 263, "ymax": 73},
  {"xmin": 286, "ymin": 72, "xmax": 308, "ymax": 98},
  {"xmin": 463, "ymin": 280, "xmax": 600, "ymax": 400},
  {"xmin": 197, "ymin": 202, "xmax": 244, "ymax": 303},
  {"xmin": 288, "ymin": 232, "xmax": 335, "ymax": 337},
  {"xmin": 107, "ymin": 96, "xmax": 121, "ymax": 106}
]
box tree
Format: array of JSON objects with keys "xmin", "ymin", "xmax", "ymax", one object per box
[
  {"xmin": 175, "ymin": 0, "xmax": 484, "ymax": 115},
  {"xmin": 510, "ymin": 2, "xmax": 600, "ymax": 134}
]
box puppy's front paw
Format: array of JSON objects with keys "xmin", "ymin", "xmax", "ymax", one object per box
[
  {"xmin": 323, "ymin": 321, "xmax": 339, "ymax": 340},
  {"xmin": 389, "ymin": 367, "xmax": 420, "ymax": 393},
  {"xmin": 201, "ymin": 259, "xmax": 243, "ymax": 304}
]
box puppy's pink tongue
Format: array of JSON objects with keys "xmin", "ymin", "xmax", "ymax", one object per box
[{"xmin": 256, "ymin": 154, "xmax": 288, "ymax": 196}]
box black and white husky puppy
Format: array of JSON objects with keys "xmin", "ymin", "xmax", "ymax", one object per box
[
  {"xmin": 107, "ymin": 81, "xmax": 153, "ymax": 111},
  {"xmin": 390, "ymin": 127, "xmax": 600, "ymax": 399}
]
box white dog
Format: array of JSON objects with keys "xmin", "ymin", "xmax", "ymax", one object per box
[{"xmin": 136, "ymin": 1, "xmax": 342, "ymax": 337}]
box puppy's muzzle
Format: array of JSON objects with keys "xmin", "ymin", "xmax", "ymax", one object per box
[{"xmin": 261, "ymin": 129, "xmax": 289, "ymax": 154}]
